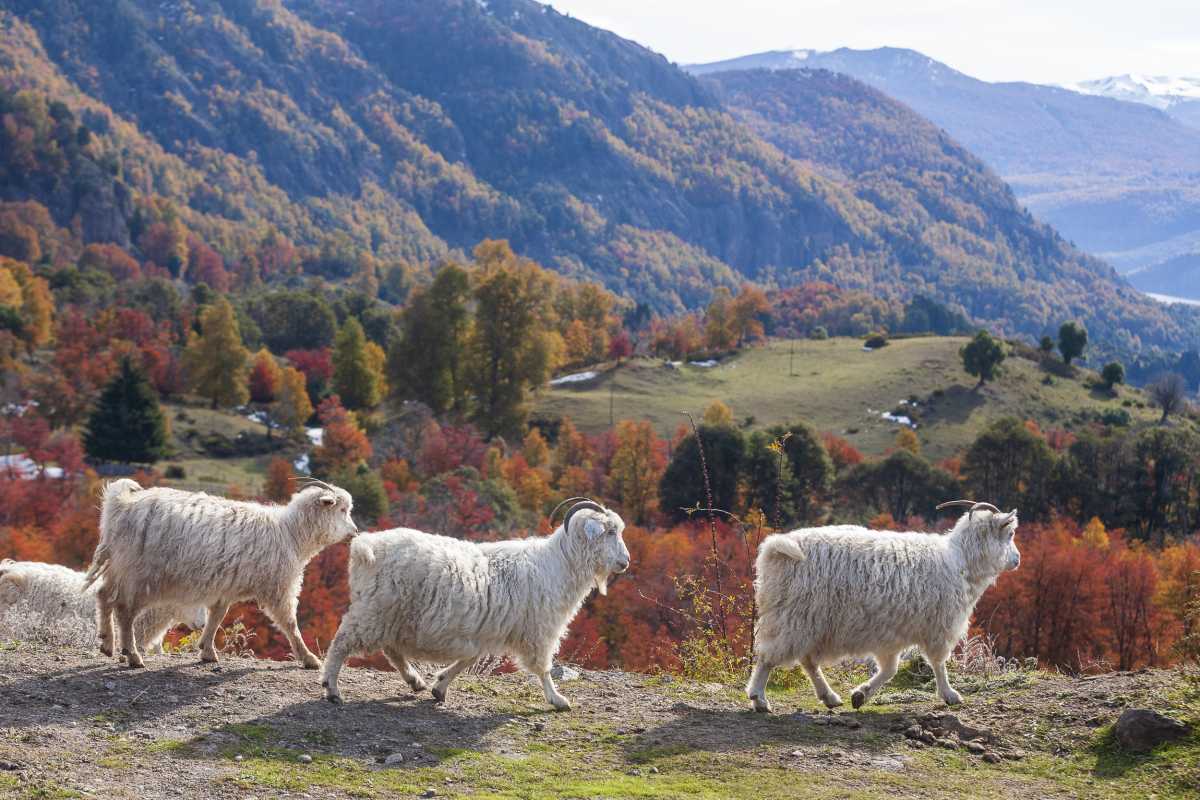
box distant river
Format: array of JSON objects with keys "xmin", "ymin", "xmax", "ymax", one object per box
[{"xmin": 1146, "ymin": 292, "xmax": 1200, "ymax": 307}]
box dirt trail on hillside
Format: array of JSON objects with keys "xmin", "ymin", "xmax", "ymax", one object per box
[{"xmin": 0, "ymin": 644, "xmax": 1189, "ymax": 799}]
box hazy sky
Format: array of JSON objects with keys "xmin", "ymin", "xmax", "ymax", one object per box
[{"xmin": 546, "ymin": 1, "xmax": 1200, "ymax": 85}]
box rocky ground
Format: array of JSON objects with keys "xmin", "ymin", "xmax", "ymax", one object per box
[{"xmin": 0, "ymin": 642, "xmax": 1196, "ymax": 799}]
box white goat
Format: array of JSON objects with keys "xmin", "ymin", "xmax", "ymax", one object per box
[
  {"xmin": 85, "ymin": 478, "xmax": 357, "ymax": 669},
  {"xmin": 746, "ymin": 501, "xmax": 1020, "ymax": 712},
  {"xmin": 321, "ymin": 500, "xmax": 629, "ymax": 711},
  {"xmin": 0, "ymin": 560, "xmax": 205, "ymax": 653}
]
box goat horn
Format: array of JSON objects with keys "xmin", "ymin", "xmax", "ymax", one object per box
[
  {"xmin": 296, "ymin": 477, "xmax": 336, "ymax": 492},
  {"xmin": 549, "ymin": 497, "xmax": 595, "ymax": 526},
  {"xmin": 935, "ymin": 500, "xmax": 977, "ymax": 511},
  {"xmin": 563, "ymin": 500, "xmax": 606, "ymax": 534},
  {"xmin": 969, "ymin": 502, "xmax": 1001, "ymax": 514}
]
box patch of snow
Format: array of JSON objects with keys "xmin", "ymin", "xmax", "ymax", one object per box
[
  {"xmin": 880, "ymin": 411, "xmax": 916, "ymax": 429},
  {"xmin": 0, "ymin": 454, "xmax": 65, "ymax": 479},
  {"xmin": 1072, "ymin": 73, "xmax": 1200, "ymax": 109},
  {"xmin": 306, "ymin": 427, "xmax": 323, "ymax": 447},
  {"xmin": 549, "ymin": 370, "xmax": 598, "ymax": 386},
  {"xmin": 293, "ymin": 453, "xmax": 310, "ymax": 474},
  {"xmin": 689, "ymin": 359, "xmax": 719, "ymax": 368}
]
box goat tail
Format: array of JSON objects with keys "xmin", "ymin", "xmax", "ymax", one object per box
[
  {"xmin": 349, "ymin": 536, "xmax": 377, "ymax": 572},
  {"xmin": 84, "ymin": 479, "xmax": 142, "ymax": 592},
  {"xmin": 759, "ymin": 534, "xmax": 807, "ymax": 562}
]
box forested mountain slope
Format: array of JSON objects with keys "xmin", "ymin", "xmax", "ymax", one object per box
[
  {"xmin": 0, "ymin": 0, "xmax": 1195, "ymax": 354},
  {"xmin": 688, "ymin": 48, "xmax": 1200, "ymax": 294}
]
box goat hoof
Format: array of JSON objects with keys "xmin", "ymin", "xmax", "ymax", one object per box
[
  {"xmin": 99, "ymin": 645, "xmax": 113, "ymax": 658},
  {"xmin": 752, "ymin": 695, "xmax": 772, "ymax": 713},
  {"xmin": 409, "ymin": 678, "xmax": 428, "ymax": 692},
  {"xmin": 942, "ymin": 692, "xmax": 963, "ymax": 706},
  {"xmin": 326, "ymin": 694, "xmax": 343, "ymax": 705},
  {"xmin": 431, "ymin": 687, "xmax": 446, "ymax": 703},
  {"xmin": 200, "ymin": 653, "xmax": 218, "ymax": 664},
  {"xmin": 823, "ymin": 695, "xmax": 844, "ymax": 709},
  {"xmin": 302, "ymin": 658, "xmax": 321, "ymax": 670},
  {"xmin": 551, "ymin": 699, "xmax": 572, "ymax": 712},
  {"xmin": 851, "ymin": 690, "xmax": 866, "ymax": 709}
]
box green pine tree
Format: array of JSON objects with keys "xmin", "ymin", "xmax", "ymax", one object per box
[
  {"xmin": 83, "ymin": 358, "xmax": 168, "ymax": 463},
  {"xmin": 332, "ymin": 317, "xmax": 382, "ymax": 410}
]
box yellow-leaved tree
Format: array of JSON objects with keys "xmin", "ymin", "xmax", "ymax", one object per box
[{"xmin": 185, "ymin": 297, "xmax": 250, "ymax": 408}]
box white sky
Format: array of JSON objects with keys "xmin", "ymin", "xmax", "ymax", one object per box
[{"xmin": 545, "ymin": 1, "xmax": 1200, "ymax": 85}]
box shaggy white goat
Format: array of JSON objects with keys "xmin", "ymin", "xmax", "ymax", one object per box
[
  {"xmin": 85, "ymin": 478, "xmax": 357, "ymax": 669},
  {"xmin": 746, "ymin": 501, "xmax": 1019, "ymax": 712},
  {"xmin": 320, "ymin": 500, "xmax": 629, "ymax": 711},
  {"xmin": 0, "ymin": 560, "xmax": 205, "ymax": 653}
]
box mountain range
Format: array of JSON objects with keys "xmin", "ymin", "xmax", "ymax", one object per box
[
  {"xmin": 687, "ymin": 48, "xmax": 1200, "ymax": 299},
  {"xmin": 0, "ymin": 0, "xmax": 1196, "ymax": 357},
  {"xmin": 1073, "ymin": 73, "xmax": 1200, "ymax": 128}
]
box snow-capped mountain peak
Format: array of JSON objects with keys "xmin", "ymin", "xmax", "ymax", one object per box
[{"xmin": 1072, "ymin": 73, "xmax": 1200, "ymax": 109}]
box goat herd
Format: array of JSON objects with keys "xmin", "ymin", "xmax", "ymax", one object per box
[{"xmin": 0, "ymin": 478, "xmax": 1020, "ymax": 715}]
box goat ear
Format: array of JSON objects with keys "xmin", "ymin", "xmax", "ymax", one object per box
[
  {"xmin": 318, "ymin": 493, "xmax": 337, "ymax": 507},
  {"xmin": 584, "ymin": 518, "xmax": 605, "ymax": 539}
]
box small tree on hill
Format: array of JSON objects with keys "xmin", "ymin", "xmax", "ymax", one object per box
[
  {"xmin": 1101, "ymin": 361, "xmax": 1125, "ymax": 392},
  {"xmin": 960, "ymin": 330, "xmax": 1005, "ymax": 389},
  {"xmin": 1149, "ymin": 372, "xmax": 1189, "ymax": 424},
  {"xmin": 274, "ymin": 366, "xmax": 314, "ymax": 437},
  {"xmin": 83, "ymin": 358, "xmax": 167, "ymax": 464},
  {"xmin": 248, "ymin": 348, "xmax": 282, "ymax": 403},
  {"xmin": 1058, "ymin": 321, "xmax": 1088, "ymax": 366},
  {"xmin": 1039, "ymin": 335, "xmax": 1054, "ymax": 355}
]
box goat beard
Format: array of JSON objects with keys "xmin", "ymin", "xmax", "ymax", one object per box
[{"xmin": 595, "ymin": 574, "xmax": 608, "ymax": 596}]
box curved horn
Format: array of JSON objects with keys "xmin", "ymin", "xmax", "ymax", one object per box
[
  {"xmin": 296, "ymin": 477, "xmax": 336, "ymax": 493},
  {"xmin": 936, "ymin": 500, "xmax": 977, "ymax": 511},
  {"xmin": 549, "ymin": 497, "xmax": 595, "ymax": 526},
  {"xmin": 563, "ymin": 500, "xmax": 606, "ymax": 534},
  {"xmin": 969, "ymin": 502, "xmax": 1001, "ymax": 515}
]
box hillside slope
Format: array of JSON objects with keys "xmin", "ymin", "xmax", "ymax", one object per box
[
  {"xmin": 539, "ymin": 337, "xmax": 1162, "ymax": 461},
  {"xmin": 0, "ymin": 641, "xmax": 1195, "ymax": 799},
  {"xmin": 687, "ymin": 48, "xmax": 1200, "ymax": 293},
  {"xmin": 0, "ymin": 2, "xmax": 1194, "ymax": 354}
]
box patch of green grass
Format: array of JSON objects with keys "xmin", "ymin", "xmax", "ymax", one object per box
[
  {"xmin": 12, "ymin": 783, "xmax": 84, "ymax": 799},
  {"xmin": 538, "ymin": 338, "xmax": 1161, "ymax": 459}
]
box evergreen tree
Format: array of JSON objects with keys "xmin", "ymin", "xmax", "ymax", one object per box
[
  {"xmin": 83, "ymin": 358, "xmax": 168, "ymax": 463},
  {"xmin": 960, "ymin": 329, "xmax": 1005, "ymax": 388},
  {"xmin": 1101, "ymin": 361, "xmax": 1125, "ymax": 392},
  {"xmin": 185, "ymin": 297, "xmax": 249, "ymax": 408},
  {"xmin": 1058, "ymin": 321, "xmax": 1088, "ymax": 365},
  {"xmin": 658, "ymin": 424, "xmax": 745, "ymax": 521},
  {"xmin": 332, "ymin": 317, "xmax": 382, "ymax": 410}
]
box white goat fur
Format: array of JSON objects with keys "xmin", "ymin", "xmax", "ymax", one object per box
[
  {"xmin": 0, "ymin": 560, "xmax": 205, "ymax": 654},
  {"xmin": 321, "ymin": 504, "xmax": 630, "ymax": 710},
  {"xmin": 746, "ymin": 508, "xmax": 1020, "ymax": 711},
  {"xmin": 86, "ymin": 479, "xmax": 356, "ymax": 668}
]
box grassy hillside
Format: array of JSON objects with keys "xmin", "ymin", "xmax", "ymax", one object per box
[
  {"xmin": 0, "ymin": 641, "xmax": 1195, "ymax": 799},
  {"xmin": 156, "ymin": 401, "xmax": 296, "ymax": 495},
  {"xmin": 538, "ymin": 337, "xmax": 1159, "ymax": 460}
]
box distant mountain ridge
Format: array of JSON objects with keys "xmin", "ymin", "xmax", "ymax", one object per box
[
  {"xmin": 0, "ymin": 1, "xmax": 1197, "ymax": 356},
  {"xmin": 687, "ymin": 48, "xmax": 1200, "ymax": 297},
  {"xmin": 1073, "ymin": 73, "xmax": 1200, "ymax": 128}
]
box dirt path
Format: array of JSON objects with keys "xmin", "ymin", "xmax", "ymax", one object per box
[{"xmin": 0, "ymin": 643, "xmax": 1194, "ymax": 799}]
